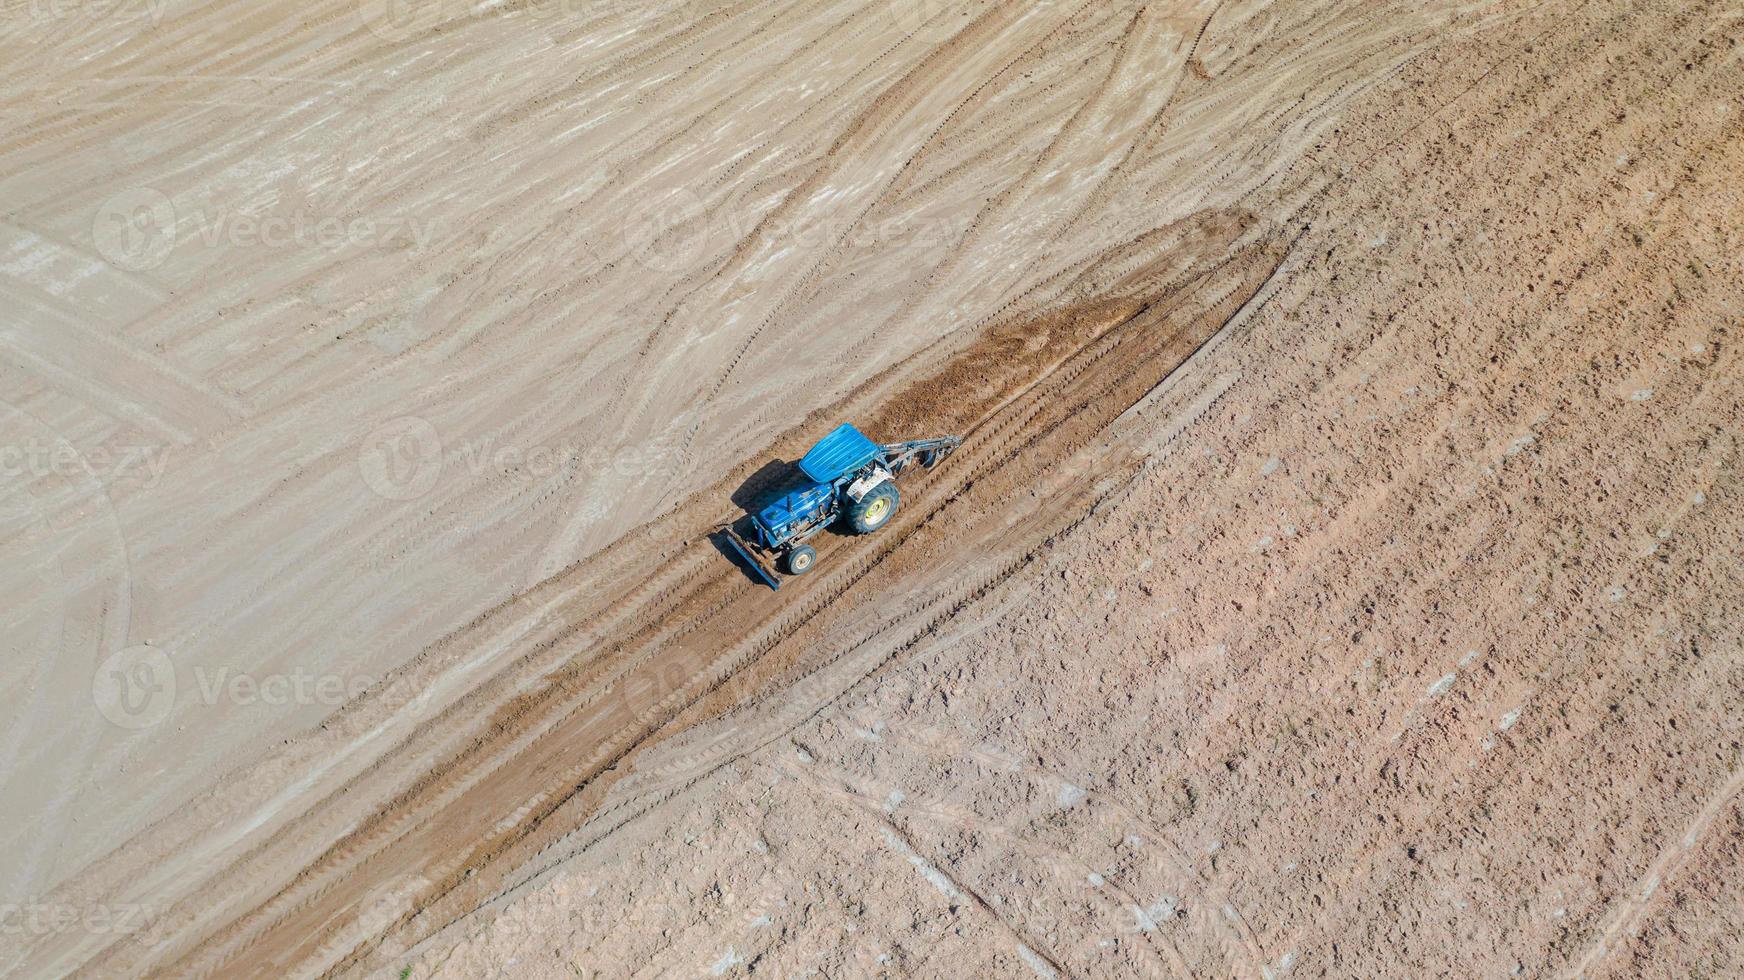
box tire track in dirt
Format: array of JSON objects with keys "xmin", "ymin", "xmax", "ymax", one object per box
[
  {"xmin": 20, "ymin": 1, "xmax": 1702, "ymax": 969},
  {"xmin": 448, "ymin": 250, "xmax": 1254, "ymax": 855},
  {"xmin": 352, "ymin": 232, "xmax": 1286, "ymax": 978},
  {"xmin": 1564, "ymin": 767, "xmax": 1744, "ymax": 979},
  {"xmin": 791, "ymin": 762, "xmax": 1092, "ymax": 978},
  {"xmin": 853, "ymin": 1, "xmax": 1208, "ymax": 383},
  {"xmin": 554, "ymin": 357, "xmax": 1257, "ymax": 974},
  {"xmin": 513, "ymin": 2, "xmax": 1088, "ymax": 568},
  {"xmin": 0, "ymin": 7, "xmax": 1527, "ymax": 934},
  {"xmin": 598, "ymin": 3, "xmax": 1063, "ymax": 425},
  {"xmin": 971, "ymin": 0, "xmax": 1226, "ymax": 300},
  {"xmin": 104, "ymin": 220, "xmax": 1282, "ymax": 979},
  {"xmin": 3, "ymin": 5, "xmax": 1374, "ymax": 955},
  {"xmin": 663, "ymin": 0, "xmax": 1099, "ymax": 435},
  {"xmin": 877, "ymin": 730, "xmax": 1267, "ymax": 977},
  {"xmin": 357, "ymin": 5, "xmax": 1744, "ymax": 969}
]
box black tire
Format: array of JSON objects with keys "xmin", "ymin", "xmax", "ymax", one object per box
[
  {"xmin": 846, "ymin": 482, "xmax": 899, "ymax": 534},
  {"xmin": 784, "ymin": 544, "xmax": 817, "ymax": 575}
]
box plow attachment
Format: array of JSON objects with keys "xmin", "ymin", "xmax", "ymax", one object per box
[{"xmin": 722, "ymin": 525, "xmax": 781, "ymax": 590}]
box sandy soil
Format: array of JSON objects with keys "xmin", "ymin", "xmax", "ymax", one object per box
[{"xmin": 3, "ymin": 0, "xmax": 1740, "ymax": 976}]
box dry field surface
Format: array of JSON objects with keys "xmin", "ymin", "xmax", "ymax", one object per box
[{"xmin": 2, "ymin": 0, "xmax": 1741, "ymax": 976}]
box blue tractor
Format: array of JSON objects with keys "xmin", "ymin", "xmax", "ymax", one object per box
[{"xmin": 723, "ymin": 423, "xmax": 961, "ymax": 588}]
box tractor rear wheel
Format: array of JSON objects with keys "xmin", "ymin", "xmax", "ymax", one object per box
[
  {"xmin": 784, "ymin": 544, "xmax": 817, "ymax": 575},
  {"xmin": 847, "ymin": 482, "xmax": 899, "ymax": 534}
]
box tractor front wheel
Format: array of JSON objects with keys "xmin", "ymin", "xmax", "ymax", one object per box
[
  {"xmin": 784, "ymin": 544, "xmax": 817, "ymax": 575},
  {"xmin": 847, "ymin": 482, "xmax": 899, "ymax": 534}
]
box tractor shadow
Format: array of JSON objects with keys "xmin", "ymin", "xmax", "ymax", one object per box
[
  {"xmin": 716, "ymin": 461, "xmax": 797, "ymax": 588},
  {"xmin": 730, "ymin": 458, "xmax": 801, "ymax": 512},
  {"xmin": 717, "ymin": 459, "xmax": 862, "ymax": 588}
]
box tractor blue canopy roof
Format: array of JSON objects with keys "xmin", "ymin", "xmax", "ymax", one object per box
[{"xmin": 799, "ymin": 423, "xmax": 880, "ymax": 483}]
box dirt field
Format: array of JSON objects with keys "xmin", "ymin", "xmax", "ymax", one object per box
[{"xmin": 3, "ymin": 0, "xmax": 1741, "ymax": 976}]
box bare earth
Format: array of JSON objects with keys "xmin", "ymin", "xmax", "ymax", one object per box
[{"xmin": 2, "ymin": 0, "xmax": 1741, "ymax": 977}]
